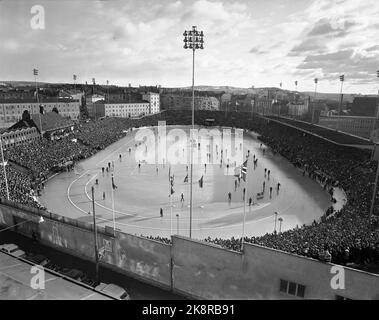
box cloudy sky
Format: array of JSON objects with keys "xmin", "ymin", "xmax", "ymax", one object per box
[{"xmin": 1, "ymin": 0, "xmax": 379, "ymax": 94}]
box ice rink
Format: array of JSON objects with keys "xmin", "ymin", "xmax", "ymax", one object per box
[{"xmin": 40, "ymin": 125, "xmax": 344, "ymax": 240}]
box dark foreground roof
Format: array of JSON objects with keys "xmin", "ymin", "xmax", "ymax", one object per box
[{"xmin": 9, "ymin": 112, "xmax": 74, "ymax": 133}]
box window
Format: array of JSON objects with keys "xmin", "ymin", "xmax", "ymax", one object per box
[
  {"xmin": 279, "ymin": 279, "xmax": 306, "ymax": 298},
  {"xmin": 335, "ymin": 295, "xmax": 353, "ymax": 301},
  {"xmin": 280, "ymin": 279, "xmax": 287, "ymax": 293},
  {"xmin": 297, "ymin": 285, "xmax": 305, "ymax": 298}
]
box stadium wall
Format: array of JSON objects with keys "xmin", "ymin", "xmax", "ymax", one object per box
[
  {"xmin": 0, "ymin": 200, "xmax": 172, "ymax": 290},
  {"xmin": 171, "ymin": 236, "xmax": 379, "ymax": 300},
  {"xmin": 1, "ymin": 200, "xmax": 379, "ymax": 300}
]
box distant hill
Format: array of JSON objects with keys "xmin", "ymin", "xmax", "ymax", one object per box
[
  {"xmin": 301, "ymin": 91, "xmax": 357, "ymax": 103},
  {"xmin": 176, "ymin": 86, "xmax": 361, "ymax": 102},
  {"xmin": 0, "ymin": 82, "xmax": 370, "ymax": 102}
]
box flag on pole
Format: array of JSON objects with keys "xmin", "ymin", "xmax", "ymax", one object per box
[
  {"xmin": 169, "ymin": 166, "xmax": 174, "ymax": 193},
  {"xmin": 184, "ymin": 174, "xmax": 188, "ymax": 183},
  {"xmin": 240, "ymin": 159, "xmax": 248, "ymax": 182},
  {"xmin": 198, "ymin": 176, "xmax": 204, "ymax": 188},
  {"xmin": 111, "ymin": 175, "xmax": 117, "ymax": 189}
]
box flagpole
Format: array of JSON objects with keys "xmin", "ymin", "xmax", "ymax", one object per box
[
  {"xmin": 170, "ymin": 192, "xmax": 173, "ymax": 236},
  {"xmin": 0, "ymin": 137, "xmax": 10, "ymax": 200},
  {"xmin": 169, "ymin": 165, "xmax": 172, "ymax": 236},
  {"xmin": 34, "ymin": 69, "xmax": 43, "ymax": 137},
  {"xmin": 111, "ymin": 174, "xmax": 116, "ymax": 232},
  {"xmin": 241, "ymin": 159, "xmax": 248, "ymax": 251}
]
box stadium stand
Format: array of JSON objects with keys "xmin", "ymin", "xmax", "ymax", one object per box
[{"xmin": 1, "ymin": 110, "xmax": 378, "ymax": 270}]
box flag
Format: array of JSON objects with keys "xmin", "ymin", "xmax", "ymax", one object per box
[
  {"xmin": 169, "ymin": 166, "xmax": 174, "ymax": 194},
  {"xmin": 111, "ymin": 175, "xmax": 117, "ymax": 189},
  {"xmin": 198, "ymin": 176, "xmax": 203, "ymax": 188},
  {"xmin": 240, "ymin": 160, "xmax": 248, "ymax": 182},
  {"xmin": 234, "ymin": 167, "xmax": 241, "ymax": 178},
  {"xmin": 184, "ymin": 174, "xmax": 188, "ymax": 183}
]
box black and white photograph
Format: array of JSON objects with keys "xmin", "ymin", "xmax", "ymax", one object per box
[{"xmin": 0, "ymin": 0, "xmax": 379, "ymax": 309}]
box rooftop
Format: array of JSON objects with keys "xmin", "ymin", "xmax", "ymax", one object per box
[
  {"xmin": 9, "ymin": 112, "xmax": 74, "ymax": 133},
  {"xmin": 0, "ymin": 251, "xmax": 112, "ymax": 300},
  {"xmin": 94, "ymin": 99, "xmax": 149, "ymax": 105},
  {"xmin": 31, "ymin": 112, "xmax": 74, "ymax": 132},
  {"xmin": 0, "ymin": 98, "xmax": 79, "ymax": 104}
]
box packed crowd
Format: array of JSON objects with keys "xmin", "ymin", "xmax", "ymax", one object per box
[
  {"xmin": 5, "ymin": 138, "xmax": 93, "ymax": 177},
  {"xmin": 1, "ymin": 110, "xmax": 379, "ymax": 268},
  {"xmin": 75, "ymin": 118, "xmax": 133, "ymax": 150},
  {"xmin": 0, "ymin": 165, "xmax": 41, "ymax": 208}
]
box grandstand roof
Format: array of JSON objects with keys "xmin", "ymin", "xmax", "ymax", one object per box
[
  {"xmin": 266, "ymin": 116, "xmax": 374, "ymax": 148},
  {"xmin": 10, "ymin": 112, "xmax": 74, "ymax": 133}
]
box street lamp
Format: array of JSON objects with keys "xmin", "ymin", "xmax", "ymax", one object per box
[
  {"xmin": 337, "ymin": 74, "xmax": 345, "ymax": 131},
  {"xmin": 0, "ymin": 137, "xmax": 9, "ymax": 200},
  {"xmin": 91, "ymin": 186, "xmax": 100, "ymax": 285},
  {"xmin": 106, "ymin": 80, "xmax": 110, "ymax": 103},
  {"xmin": 278, "ymin": 217, "xmax": 283, "ymax": 234},
  {"xmin": 274, "ymin": 211, "xmax": 278, "ymax": 234},
  {"xmin": 312, "ymin": 78, "xmax": 318, "ymax": 124},
  {"xmin": 375, "ymin": 70, "xmax": 379, "ymax": 130},
  {"xmin": 369, "ymin": 70, "xmax": 379, "ymax": 218},
  {"xmin": 33, "ymin": 68, "xmax": 43, "ymax": 137},
  {"xmin": 278, "ymin": 82, "xmax": 282, "ymax": 117},
  {"xmin": 183, "ymin": 26, "xmax": 204, "ymax": 238}
]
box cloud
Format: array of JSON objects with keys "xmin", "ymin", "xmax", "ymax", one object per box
[
  {"xmin": 0, "ymin": 0, "xmax": 378, "ymax": 93},
  {"xmin": 290, "ymin": 38, "xmax": 327, "ymax": 56},
  {"xmin": 249, "ymin": 47, "xmax": 267, "ymax": 55}
]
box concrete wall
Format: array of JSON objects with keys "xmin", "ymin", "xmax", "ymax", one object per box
[
  {"xmin": 0, "ymin": 201, "xmax": 171, "ymax": 290},
  {"xmin": 171, "ymin": 236, "xmax": 379, "ymax": 300},
  {"xmin": 1, "ymin": 200, "xmax": 379, "ymax": 300}
]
